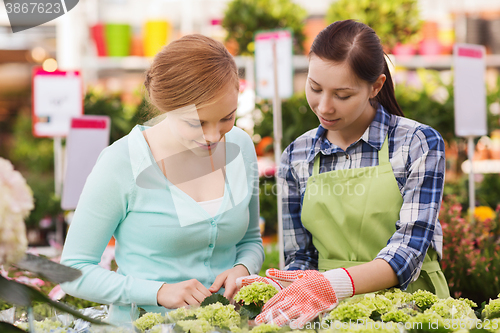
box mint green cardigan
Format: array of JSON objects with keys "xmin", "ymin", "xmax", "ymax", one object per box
[{"xmin": 60, "ymin": 125, "xmax": 264, "ymax": 324}]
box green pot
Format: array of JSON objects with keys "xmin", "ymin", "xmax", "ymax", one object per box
[{"xmin": 105, "ymin": 23, "xmax": 131, "ymax": 57}]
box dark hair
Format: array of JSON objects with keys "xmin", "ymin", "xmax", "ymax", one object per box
[{"xmin": 310, "ymin": 20, "xmax": 404, "ymax": 117}]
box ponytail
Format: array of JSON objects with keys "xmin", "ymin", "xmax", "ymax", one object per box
[{"xmin": 374, "ymin": 58, "xmax": 404, "ymax": 117}]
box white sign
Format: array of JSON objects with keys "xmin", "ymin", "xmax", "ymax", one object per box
[
  {"xmin": 32, "ymin": 68, "xmax": 83, "ymax": 138},
  {"xmin": 255, "ymin": 29, "xmax": 293, "ymax": 99},
  {"xmin": 61, "ymin": 116, "xmax": 110, "ymax": 210},
  {"xmin": 453, "ymin": 44, "xmax": 487, "ymax": 137}
]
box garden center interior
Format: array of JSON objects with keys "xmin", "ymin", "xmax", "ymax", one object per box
[{"xmin": 2, "ymin": 0, "xmax": 500, "ymax": 330}]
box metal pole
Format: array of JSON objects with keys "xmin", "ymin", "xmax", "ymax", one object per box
[
  {"xmin": 272, "ymin": 39, "xmax": 284, "ymax": 269},
  {"xmin": 54, "ymin": 137, "xmax": 63, "ymax": 197},
  {"xmin": 467, "ymin": 136, "xmax": 475, "ymax": 224}
]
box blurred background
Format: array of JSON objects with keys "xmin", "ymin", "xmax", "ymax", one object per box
[{"xmin": 1, "ymin": 0, "xmax": 500, "ymax": 305}]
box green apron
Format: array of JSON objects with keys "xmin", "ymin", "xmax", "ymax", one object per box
[{"xmin": 301, "ymin": 136, "xmax": 449, "ymax": 298}]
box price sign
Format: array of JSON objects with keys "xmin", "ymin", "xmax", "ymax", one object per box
[
  {"xmin": 255, "ymin": 29, "xmax": 293, "ymax": 99},
  {"xmin": 32, "ymin": 67, "xmax": 83, "ymax": 138},
  {"xmin": 454, "ymin": 44, "xmax": 487, "ymax": 137}
]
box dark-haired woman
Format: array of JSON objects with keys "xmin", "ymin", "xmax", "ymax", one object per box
[{"xmin": 242, "ymin": 20, "xmax": 449, "ymax": 327}]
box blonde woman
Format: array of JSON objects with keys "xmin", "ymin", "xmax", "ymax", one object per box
[{"xmin": 60, "ymin": 35, "xmax": 264, "ymax": 324}]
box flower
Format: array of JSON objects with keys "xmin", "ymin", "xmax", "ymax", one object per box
[
  {"xmin": 0, "ymin": 157, "xmax": 34, "ymax": 265},
  {"xmin": 474, "ymin": 206, "xmax": 496, "ymax": 223}
]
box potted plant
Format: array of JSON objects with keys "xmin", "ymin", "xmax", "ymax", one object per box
[
  {"xmin": 222, "ymin": 0, "xmax": 307, "ymax": 55},
  {"xmin": 325, "ymin": 0, "xmax": 422, "ymax": 53}
]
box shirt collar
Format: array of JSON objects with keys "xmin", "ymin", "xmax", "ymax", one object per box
[{"xmin": 306, "ymin": 105, "xmax": 392, "ymax": 163}]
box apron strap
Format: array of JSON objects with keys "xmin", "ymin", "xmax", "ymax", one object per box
[
  {"xmin": 313, "ymin": 152, "xmax": 321, "ymax": 176},
  {"xmin": 378, "ymin": 134, "xmax": 390, "ymax": 165}
]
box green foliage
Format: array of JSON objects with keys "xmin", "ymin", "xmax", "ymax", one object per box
[
  {"xmin": 200, "ymin": 294, "xmax": 230, "ymax": 306},
  {"xmin": 222, "ymin": 0, "xmax": 307, "ymax": 55},
  {"xmin": 440, "ymin": 196, "xmax": 500, "ymax": 305},
  {"xmin": 325, "ymin": 0, "xmax": 422, "ymax": 50},
  {"xmin": 8, "ymin": 111, "xmax": 54, "ymax": 174},
  {"xmin": 83, "ymin": 90, "xmax": 138, "ymax": 145},
  {"xmin": 395, "ymin": 70, "xmax": 455, "ymax": 143},
  {"xmin": 482, "ymin": 298, "xmax": 500, "ymax": 320},
  {"xmin": 476, "ymin": 174, "xmax": 500, "ymax": 209},
  {"xmin": 134, "ymin": 312, "xmax": 165, "ymax": 332},
  {"xmin": 23, "ymin": 173, "xmax": 62, "ymax": 229},
  {"xmin": 397, "ymin": 70, "xmax": 500, "ymax": 144},
  {"xmin": 410, "ymin": 290, "xmax": 438, "ymax": 311},
  {"xmin": 259, "ymin": 178, "xmax": 278, "ymax": 235},
  {"xmin": 234, "ymin": 282, "xmax": 278, "ymax": 319},
  {"xmin": 253, "ymin": 94, "xmax": 318, "ymax": 150},
  {"xmin": 259, "ymin": 244, "xmax": 279, "ymax": 276}
]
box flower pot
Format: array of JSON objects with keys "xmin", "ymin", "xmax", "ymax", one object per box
[
  {"xmin": 90, "ymin": 23, "xmax": 107, "ymax": 57},
  {"xmin": 105, "ymin": 23, "xmax": 131, "ymax": 57},
  {"xmin": 419, "ymin": 39, "xmax": 442, "ymax": 56},
  {"xmin": 393, "ymin": 43, "xmax": 417, "ymax": 56},
  {"xmin": 143, "ymin": 20, "xmax": 170, "ymax": 57}
]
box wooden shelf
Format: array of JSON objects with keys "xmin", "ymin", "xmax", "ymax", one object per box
[
  {"xmin": 461, "ymin": 159, "xmax": 500, "ymax": 174},
  {"xmin": 83, "ymin": 54, "xmax": 500, "ymax": 72}
]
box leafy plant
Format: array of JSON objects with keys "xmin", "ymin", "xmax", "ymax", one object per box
[
  {"xmin": 222, "ymin": 0, "xmax": 307, "ymax": 55},
  {"xmin": 326, "ymin": 0, "xmax": 422, "ymax": 51},
  {"xmin": 83, "ymin": 90, "xmax": 139, "ymax": 145},
  {"xmin": 253, "ymin": 93, "xmax": 318, "ymax": 150},
  {"xmin": 440, "ymin": 196, "xmax": 500, "ymax": 305}
]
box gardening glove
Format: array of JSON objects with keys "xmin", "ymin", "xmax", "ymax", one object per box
[
  {"xmin": 236, "ymin": 274, "xmax": 284, "ymax": 292},
  {"xmin": 255, "ymin": 268, "xmax": 354, "ymax": 328}
]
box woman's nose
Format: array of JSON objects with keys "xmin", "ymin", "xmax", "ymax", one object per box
[
  {"xmin": 202, "ymin": 125, "xmax": 222, "ymax": 143},
  {"xmin": 317, "ymin": 95, "xmax": 334, "ymax": 114}
]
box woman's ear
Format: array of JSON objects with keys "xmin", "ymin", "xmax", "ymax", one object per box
[{"xmin": 370, "ymin": 74, "xmax": 386, "ymax": 99}]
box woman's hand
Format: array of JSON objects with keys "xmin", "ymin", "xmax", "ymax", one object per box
[
  {"xmin": 157, "ymin": 279, "xmax": 212, "ymax": 309},
  {"xmin": 209, "ymin": 264, "xmax": 250, "ymax": 299}
]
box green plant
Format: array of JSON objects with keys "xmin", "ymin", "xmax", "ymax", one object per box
[
  {"xmin": 8, "ymin": 111, "xmax": 54, "ymax": 174},
  {"xmin": 253, "ymin": 93, "xmax": 318, "ymax": 149},
  {"xmin": 222, "ymin": 0, "xmax": 307, "ymax": 55},
  {"xmin": 83, "ymin": 90, "xmax": 139, "ymax": 145},
  {"xmin": 440, "ymin": 196, "xmax": 500, "ymax": 305},
  {"xmin": 326, "ymin": 0, "xmax": 422, "ymax": 51},
  {"xmin": 259, "ymin": 178, "xmax": 278, "ymax": 236},
  {"xmin": 476, "ymin": 174, "xmax": 500, "ymax": 209}
]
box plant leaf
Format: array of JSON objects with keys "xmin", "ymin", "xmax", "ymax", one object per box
[
  {"xmin": 13, "ymin": 253, "xmax": 82, "ymax": 284},
  {"xmin": 200, "ymin": 294, "xmax": 230, "ymax": 306},
  {"xmin": 239, "ymin": 303, "xmax": 262, "ymax": 319},
  {"xmin": 0, "ymin": 276, "xmax": 107, "ymax": 326},
  {"xmin": 0, "ymin": 321, "xmax": 27, "ymax": 332}
]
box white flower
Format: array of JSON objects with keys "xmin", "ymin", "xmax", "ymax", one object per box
[{"xmin": 0, "ymin": 157, "xmax": 34, "ymax": 265}]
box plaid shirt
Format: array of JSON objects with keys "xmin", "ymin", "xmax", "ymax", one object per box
[{"xmin": 277, "ymin": 105, "xmax": 445, "ymax": 290}]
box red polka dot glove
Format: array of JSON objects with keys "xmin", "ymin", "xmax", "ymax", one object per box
[
  {"xmin": 236, "ymin": 274, "xmax": 284, "ymax": 292},
  {"xmin": 255, "ymin": 268, "xmax": 355, "ymax": 328}
]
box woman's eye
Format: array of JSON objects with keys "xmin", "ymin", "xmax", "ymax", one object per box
[
  {"xmin": 337, "ymin": 95, "xmax": 351, "ymax": 100},
  {"xmin": 222, "ymin": 115, "xmax": 235, "ymax": 122},
  {"xmin": 187, "ymin": 122, "xmax": 201, "ymax": 128},
  {"xmin": 310, "ymin": 86, "xmax": 321, "ymax": 93}
]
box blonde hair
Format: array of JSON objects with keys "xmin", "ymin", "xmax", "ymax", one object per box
[{"xmin": 144, "ymin": 34, "xmax": 239, "ymax": 114}]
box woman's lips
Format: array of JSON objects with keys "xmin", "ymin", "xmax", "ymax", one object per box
[
  {"xmin": 195, "ymin": 141, "xmax": 218, "ymax": 150},
  {"xmin": 319, "ymin": 115, "xmax": 339, "ymax": 126}
]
